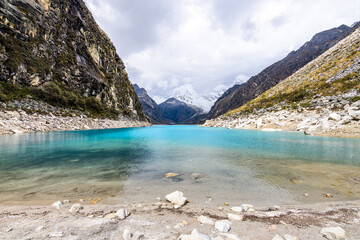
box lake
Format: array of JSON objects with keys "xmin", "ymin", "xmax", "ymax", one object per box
[{"xmin": 0, "ymin": 125, "xmax": 359, "ymax": 206}]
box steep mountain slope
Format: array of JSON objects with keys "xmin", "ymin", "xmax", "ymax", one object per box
[
  {"xmin": 204, "ymin": 27, "xmax": 360, "ymax": 137},
  {"xmin": 207, "ymin": 24, "xmax": 359, "ymax": 119},
  {"xmin": 0, "ymin": 0, "xmax": 146, "ymax": 120},
  {"xmin": 133, "ymin": 84, "xmax": 166, "ymax": 124},
  {"xmin": 159, "ymin": 98, "xmax": 202, "ymax": 124}
]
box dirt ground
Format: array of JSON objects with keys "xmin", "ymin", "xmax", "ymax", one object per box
[{"xmin": 1, "ymin": 200, "xmax": 360, "ymax": 240}]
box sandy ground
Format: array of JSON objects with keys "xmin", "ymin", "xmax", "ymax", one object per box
[{"xmin": 1, "ymin": 200, "xmax": 360, "ymax": 240}]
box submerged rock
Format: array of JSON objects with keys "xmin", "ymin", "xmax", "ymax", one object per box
[
  {"xmin": 190, "ymin": 173, "xmax": 205, "ymax": 180},
  {"xmin": 166, "ymin": 173, "xmax": 180, "ymax": 178},
  {"xmin": 165, "ymin": 191, "xmax": 188, "ymax": 208}
]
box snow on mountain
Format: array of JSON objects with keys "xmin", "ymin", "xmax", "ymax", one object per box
[{"xmin": 171, "ymin": 84, "xmax": 226, "ymax": 113}]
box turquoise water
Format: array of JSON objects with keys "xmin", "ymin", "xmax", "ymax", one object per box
[{"xmin": 1, "ymin": 125, "xmax": 360, "ymax": 205}]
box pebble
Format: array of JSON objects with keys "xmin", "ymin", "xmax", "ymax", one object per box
[
  {"xmin": 52, "ymin": 201, "xmax": 62, "ymax": 210},
  {"xmin": 63, "ymin": 199, "xmax": 71, "ymax": 204},
  {"xmin": 122, "ymin": 228, "xmax": 133, "ymax": 240},
  {"xmin": 272, "ymin": 234, "xmax": 284, "ymax": 240},
  {"xmin": 115, "ymin": 209, "xmax": 130, "ymax": 220},
  {"xmin": 36, "ymin": 226, "xmax": 44, "ymax": 232},
  {"xmin": 228, "ymin": 213, "xmax": 243, "ymax": 221},
  {"xmin": 321, "ymin": 226, "xmax": 346, "ymax": 240},
  {"xmin": 284, "ymin": 234, "xmax": 299, "ymax": 240},
  {"xmin": 165, "ymin": 191, "xmax": 187, "ymax": 208},
  {"xmin": 48, "ymin": 232, "xmax": 64, "ymax": 237},
  {"xmin": 215, "ymin": 220, "xmax": 232, "ymax": 233},
  {"xmin": 179, "ymin": 229, "xmax": 212, "ymax": 240},
  {"xmin": 165, "ymin": 173, "xmax": 180, "ymax": 178},
  {"xmin": 69, "ymin": 203, "xmax": 82, "ymax": 213},
  {"xmin": 197, "ymin": 215, "xmax": 214, "ymax": 225}
]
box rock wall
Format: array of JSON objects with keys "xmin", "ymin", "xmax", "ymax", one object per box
[{"xmin": 0, "ymin": 0, "xmax": 146, "ymax": 120}]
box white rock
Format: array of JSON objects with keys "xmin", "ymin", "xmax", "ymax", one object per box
[
  {"xmin": 215, "ymin": 220, "xmax": 232, "ymax": 233},
  {"xmin": 165, "ymin": 191, "xmax": 187, "ymax": 208},
  {"xmin": 230, "ymin": 207, "xmax": 243, "ymax": 213},
  {"xmin": 115, "ymin": 209, "xmax": 130, "ymax": 220},
  {"xmin": 63, "ymin": 199, "xmax": 71, "ymax": 204},
  {"xmin": 284, "ymin": 234, "xmax": 298, "ymax": 240},
  {"xmin": 179, "ymin": 229, "xmax": 212, "ymax": 240},
  {"xmin": 240, "ymin": 204, "xmax": 254, "ymax": 212},
  {"xmin": 321, "ymin": 226, "xmax": 346, "ymax": 240},
  {"xmin": 220, "ymin": 233, "xmax": 242, "ymax": 240},
  {"xmin": 272, "ymin": 234, "xmax": 284, "ymax": 240},
  {"xmin": 52, "ymin": 201, "xmax": 62, "ymax": 210},
  {"xmin": 69, "ymin": 204, "xmax": 82, "ymax": 213},
  {"xmin": 228, "ymin": 213, "xmax": 243, "ymax": 221},
  {"xmin": 36, "ymin": 226, "xmax": 44, "ymax": 232},
  {"xmin": 197, "ymin": 215, "xmax": 214, "ymax": 225},
  {"xmin": 329, "ymin": 113, "xmax": 341, "ymax": 121},
  {"xmin": 122, "ymin": 228, "xmax": 133, "ymax": 240},
  {"xmin": 133, "ymin": 231, "xmax": 145, "ymax": 240},
  {"xmin": 48, "ymin": 232, "xmax": 64, "ymax": 237},
  {"xmin": 350, "ymin": 110, "xmax": 360, "ymax": 120}
]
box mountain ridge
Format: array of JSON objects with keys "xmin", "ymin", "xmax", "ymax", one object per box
[{"xmin": 207, "ymin": 23, "xmax": 359, "ymax": 119}]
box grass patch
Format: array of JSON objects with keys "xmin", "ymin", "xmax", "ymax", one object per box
[{"xmin": 0, "ymin": 81, "xmax": 119, "ymax": 118}]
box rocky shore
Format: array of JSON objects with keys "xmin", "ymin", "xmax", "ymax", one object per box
[
  {"xmin": 1, "ymin": 194, "xmax": 359, "ymax": 240},
  {"xmin": 0, "ymin": 99, "xmax": 151, "ymax": 135},
  {"xmin": 203, "ymin": 90, "xmax": 360, "ymax": 138}
]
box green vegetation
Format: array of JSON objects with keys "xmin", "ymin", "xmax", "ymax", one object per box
[{"xmin": 0, "ymin": 81, "xmax": 119, "ymax": 118}]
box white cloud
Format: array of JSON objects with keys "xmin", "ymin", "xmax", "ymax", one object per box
[{"xmin": 84, "ymin": 0, "xmax": 360, "ymax": 100}]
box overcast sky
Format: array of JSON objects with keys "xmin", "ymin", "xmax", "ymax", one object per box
[{"xmin": 84, "ymin": 0, "xmax": 360, "ymax": 103}]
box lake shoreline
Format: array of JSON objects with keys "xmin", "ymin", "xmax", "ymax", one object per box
[{"xmin": 1, "ymin": 199, "xmax": 359, "ymax": 239}]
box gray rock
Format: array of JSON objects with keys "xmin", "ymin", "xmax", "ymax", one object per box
[
  {"xmin": 69, "ymin": 204, "xmax": 82, "ymax": 213},
  {"xmin": 165, "ymin": 191, "xmax": 187, "ymax": 208},
  {"xmin": 115, "ymin": 209, "xmax": 130, "ymax": 220},
  {"xmin": 329, "ymin": 113, "xmax": 341, "ymax": 121},
  {"xmin": 197, "ymin": 215, "xmax": 214, "ymax": 225}
]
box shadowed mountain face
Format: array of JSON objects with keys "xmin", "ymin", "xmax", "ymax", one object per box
[
  {"xmin": 159, "ymin": 98, "xmax": 202, "ymax": 124},
  {"xmin": 133, "ymin": 84, "xmax": 167, "ymax": 124},
  {"xmin": 0, "ymin": 0, "xmax": 146, "ymax": 120},
  {"xmin": 207, "ymin": 23, "xmax": 359, "ymax": 119}
]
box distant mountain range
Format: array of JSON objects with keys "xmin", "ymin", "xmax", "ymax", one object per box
[
  {"xmin": 135, "ymin": 22, "xmax": 360, "ymax": 125},
  {"xmin": 206, "ymin": 22, "xmax": 360, "ymax": 119}
]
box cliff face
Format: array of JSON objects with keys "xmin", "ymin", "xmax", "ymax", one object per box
[
  {"xmin": 133, "ymin": 84, "xmax": 167, "ymax": 124},
  {"xmin": 0, "ymin": 0, "xmax": 146, "ymax": 120},
  {"xmin": 159, "ymin": 98, "xmax": 202, "ymax": 124},
  {"xmin": 207, "ymin": 24, "xmax": 358, "ymax": 119}
]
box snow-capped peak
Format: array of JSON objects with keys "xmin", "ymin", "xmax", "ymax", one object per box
[{"xmin": 171, "ymin": 84, "xmax": 226, "ymax": 113}]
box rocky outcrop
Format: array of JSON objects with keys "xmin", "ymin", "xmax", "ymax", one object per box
[
  {"xmin": 207, "ymin": 23, "xmax": 359, "ymax": 119},
  {"xmin": 159, "ymin": 98, "xmax": 203, "ymax": 124},
  {"xmin": 133, "ymin": 84, "xmax": 167, "ymax": 124},
  {"xmin": 0, "ymin": 0, "xmax": 146, "ymax": 121},
  {"xmin": 0, "ymin": 98, "xmax": 150, "ymax": 134},
  {"xmin": 203, "ymin": 27, "xmax": 360, "ymax": 138}
]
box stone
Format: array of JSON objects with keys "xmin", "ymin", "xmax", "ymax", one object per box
[
  {"xmin": 220, "ymin": 233, "xmax": 242, "ymax": 240},
  {"xmin": 115, "ymin": 209, "xmax": 130, "ymax": 220},
  {"xmin": 349, "ymin": 110, "xmax": 360, "ymax": 120},
  {"xmin": 133, "ymin": 231, "xmax": 145, "ymax": 240},
  {"xmin": 228, "ymin": 213, "xmax": 243, "ymax": 221},
  {"xmin": 329, "ymin": 113, "xmax": 341, "ymax": 121},
  {"xmin": 215, "ymin": 220, "xmax": 232, "ymax": 233},
  {"xmin": 90, "ymin": 198, "xmax": 101, "ymax": 204},
  {"xmin": 122, "ymin": 228, "xmax": 133, "ymax": 240},
  {"xmin": 230, "ymin": 207, "xmax": 243, "ymax": 213},
  {"xmin": 165, "ymin": 173, "xmax": 180, "ymax": 178},
  {"xmin": 284, "ymin": 234, "xmax": 298, "ymax": 240},
  {"xmin": 272, "ymin": 235, "xmax": 284, "ymax": 240},
  {"xmin": 52, "ymin": 201, "xmax": 62, "ymax": 210},
  {"xmin": 197, "ymin": 215, "xmax": 214, "ymax": 225},
  {"xmin": 165, "ymin": 191, "xmax": 187, "ymax": 208},
  {"xmin": 104, "ymin": 213, "xmax": 117, "ymax": 219},
  {"xmin": 232, "ymin": 204, "xmax": 254, "ymax": 212},
  {"xmin": 63, "ymin": 199, "xmax": 71, "ymax": 204},
  {"xmin": 48, "ymin": 232, "xmax": 64, "ymax": 237},
  {"xmin": 321, "ymin": 226, "xmax": 346, "ymax": 240},
  {"xmin": 190, "ymin": 173, "xmax": 204, "ymax": 180},
  {"xmin": 69, "ymin": 204, "xmax": 82, "ymax": 213},
  {"xmin": 36, "ymin": 226, "xmax": 44, "ymax": 232}
]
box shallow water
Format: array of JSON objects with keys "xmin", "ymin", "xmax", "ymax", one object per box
[{"xmin": 0, "ymin": 125, "xmax": 360, "ymax": 206}]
